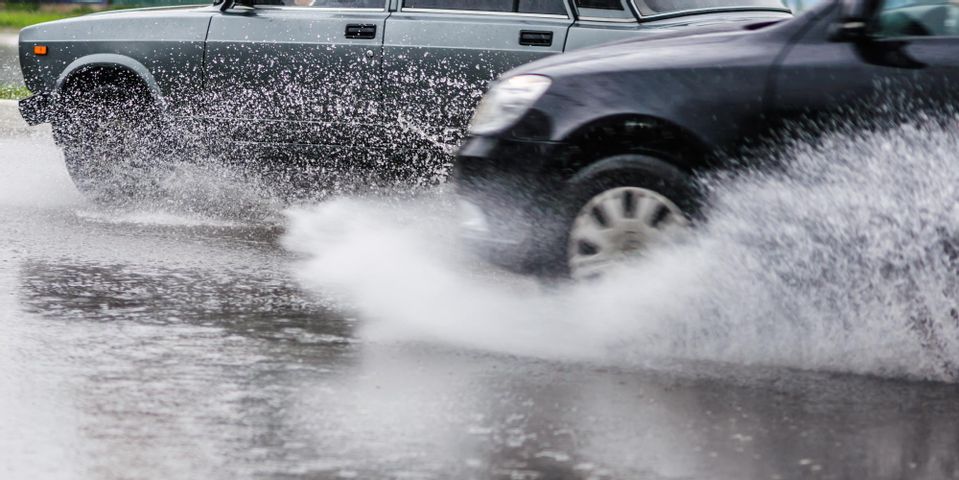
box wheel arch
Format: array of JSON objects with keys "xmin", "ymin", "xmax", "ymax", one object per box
[
  {"xmin": 54, "ymin": 54, "xmax": 165, "ymax": 110},
  {"xmin": 557, "ymin": 114, "xmax": 713, "ymax": 177}
]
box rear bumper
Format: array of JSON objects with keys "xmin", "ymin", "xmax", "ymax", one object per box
[{"xmin": 19, "ymin": 93, "xmax": 55, "ymax": 126}]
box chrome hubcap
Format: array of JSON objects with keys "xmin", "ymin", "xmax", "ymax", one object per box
[{"xmin": 568, "ymin": 186, "xmax": 688, "ymax": 280}]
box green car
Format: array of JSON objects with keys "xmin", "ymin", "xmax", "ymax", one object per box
[{"xmin": 18, "ymin": 0, "xmax": 790, "ymax": 197}]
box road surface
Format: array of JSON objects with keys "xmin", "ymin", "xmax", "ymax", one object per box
[{"xmin": 0, "ymin": 101, "xmax": 957, "ymax": 480}]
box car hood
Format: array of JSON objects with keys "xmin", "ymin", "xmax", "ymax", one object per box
[
  {"xmin": 19, "ymin": 3, "xmax": 214, "ymax": 41},
  {"xmin": 508, "ymin": 16, "xmax": 792, "ymax": 78},
  {"xmin": 21, "ymin": 3, "xmax": 209, "ymax": 32}
]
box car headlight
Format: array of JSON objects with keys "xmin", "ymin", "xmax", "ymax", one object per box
[{"xmin": 469, "ymin": 75, "xmax": 552, "ymax": 135}]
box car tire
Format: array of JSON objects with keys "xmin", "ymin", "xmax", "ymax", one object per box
[
  {"xmin": 56, "ymin": 80, "xmax": 168, "ymax": 204},
  {"xmin": 545, "ymin": 154, "xmax": 701, "ymax": 280}
]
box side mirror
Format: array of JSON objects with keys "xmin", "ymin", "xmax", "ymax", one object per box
[{"xmin": 829, "ymin": 0, "xmax": 882, "ymax": 41}]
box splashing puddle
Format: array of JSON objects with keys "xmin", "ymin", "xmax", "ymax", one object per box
[
  {"xmin": 76, "ymin": 209, "xmax": 247, "ymax": 228},
  {"xmin": 284, "ymin": 120, "xmax": 959, "ymax": 383}
]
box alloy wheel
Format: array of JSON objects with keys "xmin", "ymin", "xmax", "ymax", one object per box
[{"xmin": 568, "ymin": 186, "xmax": 689, "ymax": 280}]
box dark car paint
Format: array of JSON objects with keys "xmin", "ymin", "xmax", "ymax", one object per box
[
  {"xmin": 454, "ymin": 0, "xmax": 959, "ymax": 271},
  {"xmin": 503, "ymin": 8, "xmax": 826, "ymax": 153},
  {"xmin": 773, "ymin": 8, "xmax": 959, "ymax": 120}
]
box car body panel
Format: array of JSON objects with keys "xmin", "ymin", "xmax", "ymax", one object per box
[
  {"xmin": 57, "ymin": 54, "xmax": 162, "ymax": 100},
  {"xmin": 378, "ymin": 6, "xmax": 790, "ymax": 150},
  {"xmin": 19, "ymin": 7, "xmax": 213, "ymax": 114},
  {"xmin": 452, "ymin": 0, "xmax": 959, "ymax": 273},
  {"xmin": 510, "ymin": 19, "xmax": 798, "ymax": 151},
  {"xmin": 564, "ymin": 10, "xmax": 790, "ymax": 50},
  {"xmin": 381, "ymin": 9, "xmax": 574, "ymax": 149},
  {"xmin": 17, "ymin": 0, "xmax": 793, "ymax": 160},
  {"xmin": 203, "ymin": 6, "xmax": 390, "ymax": 145},
  {"xmin": 772, "ymin": 2, "xmax": 959, "ymax": 120}
]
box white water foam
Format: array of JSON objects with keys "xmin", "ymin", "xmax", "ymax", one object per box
[
  {"xmin": 285, "ymin": 120, "xmax": 959, "ymax": 383},
  {"xmin": 74, "ymin": 209, "xmax": 246, "ymax": 228}
]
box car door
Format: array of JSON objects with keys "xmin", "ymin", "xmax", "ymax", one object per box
[
  {"xmin": 204, "ymin": 0, "xmax": 389, "ymax": 146},
  {"xmin": 772, "ymin": 0, "xmax": 959, "ymax": 125},
  {"xmin": 380, "ymin": 0, "xmax": 573, "ymax": 152}
]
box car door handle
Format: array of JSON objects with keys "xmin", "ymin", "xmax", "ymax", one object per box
[
  {"xmin": 345, "ymin": 24, "xmax": 377, "ymax": 40},
  {"xmin": 519, "ymin": 30, "xmax": 553, "ymax": 47}
]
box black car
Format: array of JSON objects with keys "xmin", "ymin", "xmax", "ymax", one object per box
[{"xmin": 454, "ymin": 0, "xmax": 959, "ymax": 279}]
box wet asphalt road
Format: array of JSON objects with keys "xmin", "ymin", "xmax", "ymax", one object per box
[{"xmin": 1, "ymin": 100, "xmax": 959, "ymax": 480}]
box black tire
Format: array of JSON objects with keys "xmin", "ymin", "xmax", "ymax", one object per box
[
  {"xmin": 55, "ymin": 79, "xmax": 167, "ymax": 204},
  {"xmin": 533, "ymin": 154, "xmax": 701, "ymax": 278}
]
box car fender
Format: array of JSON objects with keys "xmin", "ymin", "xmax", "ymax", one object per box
[
  {"xmin": 553, "ymin": 114, "xmax": 712, "ymax": 173},
  {"xmin": 55, "ymin": 54, "xmax": 165, "ymax": 110}
]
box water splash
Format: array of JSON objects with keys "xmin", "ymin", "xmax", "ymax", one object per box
[
  {"xmin": 285, "ymin": 119, "xmax": 959, "ymax": 383},
  {"xmin": 0, "ymin": 122, "xmax": 283, "ymax": 225}
]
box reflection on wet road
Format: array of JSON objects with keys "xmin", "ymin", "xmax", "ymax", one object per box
[{"xmin": 1, "ymin": 106, "xmax": 958, "ymax": 480}]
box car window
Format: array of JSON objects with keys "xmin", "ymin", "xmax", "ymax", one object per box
[
  {"xmin": 632, "ymin": 0, "xmax": 787, "ymax": 16},
  {"xmin": 573, "ymin": 0, "xmax": 637, "ymax": 20},
  {"xmin": 575, "ymin": 0, "xmax": 625, "ymax": 8},
  {"xmin": 402, "ymin": 0, "xmax": 513, "ymax": 11},
  {"xmin": 403, "ymin": 0, "xmax": 567, "ymax": 14},
  {"xmin": 875, "ymin": 0, "xmax": 959, "ymax": 37},
  {"xmin": 254, "ymin": 0, "xmax": 385, "ymax": 6},
  {"xmin": 518, "ymin": 0, "xmax": 568, "ymax": 14}
]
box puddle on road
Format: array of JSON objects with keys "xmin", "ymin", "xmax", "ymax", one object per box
[
  {"xmin": 2, "ymin": 103, "xmax": 959, "ymax": 479},
  {"xmin": 286, "ymin": 119, "xmax": 959, "ymax": 383},
  {"xmin": 74, "ymin": 209, "xmax": 248, "ymax": 228}
]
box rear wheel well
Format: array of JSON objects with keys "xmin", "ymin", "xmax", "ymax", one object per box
[
  {"xmin": 58, "ymin": 65, "xmax": 155, "ymax": 107},
  {"xmin": 559, "ymin": 115, "xmax": 711, "ymax": 178},
  {"xmin": 53, "ymin": 66, "xmax": 160, "ymax": 145}
]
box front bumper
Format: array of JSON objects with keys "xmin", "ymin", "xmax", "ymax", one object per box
[
  {"xmin": 18, "ymin": 93, "xmax": 55, "ymax": 126},
  {"xmin": 454, "ymin": 135, "xmax": 568, "ymax": 272}
]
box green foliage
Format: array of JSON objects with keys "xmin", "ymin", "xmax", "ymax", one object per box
[
  {"xmin": 0, "ymin": 5, "xmax": 98, "ymax": 30},
  {"xmin": 0, "ymin": 85, "xmax": 30, "ymax": 100}
]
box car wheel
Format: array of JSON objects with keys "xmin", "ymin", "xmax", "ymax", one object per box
[
  {"xmin": 56, "ymin": 81, "xmax": 167, "ymax": 204},
  {"xmin": 561, "ymin": 156, "xmax": 698, "ymax": 280}
]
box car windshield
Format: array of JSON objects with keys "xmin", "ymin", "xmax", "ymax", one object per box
[{"xmin": 633, "ymin": 0, "xmax": 789, "ymax": 16}]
